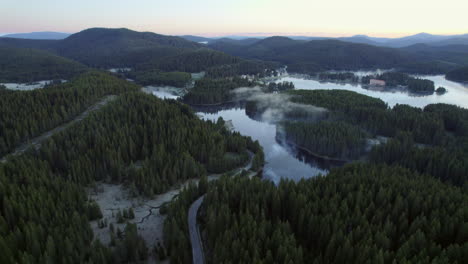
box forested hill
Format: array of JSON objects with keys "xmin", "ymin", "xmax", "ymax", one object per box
[
  {"xmin": 209, "ymin": 37, "xmax": 468, "ymax": 74},
  {"xmin": 165, "ymin": 164, "xmax": 468, "ymax": 263},
  {"xmin": 0, "ymin": 71, "xmax": 138, "ymax": 157},
  {"xmin": 0, "ymin": 28, "xmax": 271, "ymax": 74},
  {"xmin": 0, "ymin": 28, "xmax": 202, "ymax": 68},
  {"xmin": 2, "ymin": 28, "xmax": 468, "ymax": 73},
  {"xmin": 446, "ymin": 66, "xmax": 468, "ymax": 82},
  {"xmin": 55, "ymin": 28, "xmax": 201, "ymax": 67},
  {"xmin": 209, "ymin": 37, "xmax": 413, "ymax": 73},
  {"xmin": 0, "ymin": 46, "xmax": 87, "ymax": 82}
]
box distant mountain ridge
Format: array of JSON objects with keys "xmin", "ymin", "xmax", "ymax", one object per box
[
  {"xmin": 2, "ymin": 31, "xmax": 71, "ymax": 40},
  {"xmin": 182, "ymin": 32, "xmax": 468, "ymax": 48},
  {"xmin": 208, "ymin": 35, "xmax": 468, "ymax": 74},
  {"xmin": 209, "ymin": 37, "xmax": 413, "ymax": 73},
  {"xmin": 1, "ymin": 28, "xmax": 468, "ymax": 76},
  {"xmin": 0, "ymin": 28, "xmax": 202, "ymax": 67},
  {"xmin": 339, "ymin": 33, "xmax": 468, "ymax": 47}
]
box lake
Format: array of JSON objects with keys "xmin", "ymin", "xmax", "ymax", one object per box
[
  {"xmin": 281, "ymin": 75, "xmax": 468, "ymax": 108},
  {"xmin": 149, "ymin": 74, "xmax": 468, "ymax": 183}
]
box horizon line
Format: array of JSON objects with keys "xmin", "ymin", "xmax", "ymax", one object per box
[{"xmin": 1, "ymin": 28, "xmax": 467, "ymax": 39}]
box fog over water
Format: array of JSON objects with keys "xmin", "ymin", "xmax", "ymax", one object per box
[{"xmin": 150, "ymin": 74, "xmax": 468, "ymax": 182}]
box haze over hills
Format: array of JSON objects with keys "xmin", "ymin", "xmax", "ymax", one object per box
[
  {"xmin": 1, "ymin": 27, "xmax": 468, "ymax": 79},
  {"xmin": 208, "ymin": 36, "xmax": 468, "ymax": 74},
  {"xmin": 0, "ymin": 28, "xmax": 202, "ymax": 68},
  {"xmin": 1, "ymin": 31, "xmax": 71, "ymax": 40},
  {"xmin": 338, "ymin": 33, "xmax": 468, "ymax": 47},
  {"xmin": 181, "ymin": 32, "xmax": 468, "ymax": 48}
]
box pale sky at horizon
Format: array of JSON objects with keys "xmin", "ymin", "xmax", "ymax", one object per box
[{"xmin": 1, "ymin": 0, "xmax": 467, "ymax": 37}]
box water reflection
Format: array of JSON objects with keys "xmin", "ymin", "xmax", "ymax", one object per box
[
  {"xmin": 149, "ymin": 74, "xmax": 468, "ymax": 182},
  {"xmin": 198, "ymin": 107, "xmax": 328, "ymax": 183},
  {"xmin": 280, "ymin": 75, "xmax": 468, "ymax": 109}
]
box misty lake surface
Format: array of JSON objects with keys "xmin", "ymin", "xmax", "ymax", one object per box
[
  {"xmin": 150, "ymin": 74, "xmax": 468, "ymax": 183},
  {"xmin": 280, "ymin": 75, "xmax": 468, "ymax": 109}
]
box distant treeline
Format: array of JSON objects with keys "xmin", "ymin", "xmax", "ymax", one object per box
[
  {"xmin": 362, "ymin": 72, "xmax": 436, "ymax": 93},
  {"xmin": 205, "ymin": 60, "xmax": 279, "ymax": 78},
  {"xmin": 182, "ymin": 77, "xmax": 256, "ymax": 105},
  {"xmin": 317, "ymin": 72, "xmax": 359, "ymax": 82},
  {"xmin": 265, "ymin": 81, "xmax": 295, "ymax": 92},
  {"xmin": 125, "ymin": 70, "xmax": 191, "ymax": 87},
  {"xmin": 209, "ymin": 36, "xmax": 468, "ymax": 74}
]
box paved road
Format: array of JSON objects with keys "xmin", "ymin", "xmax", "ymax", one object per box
[
  {"xmin": 187, "ymin": 151, "xmax": 256, "ymax": 264},
  {"xmin": 1, "ymin": 95, "xmax": 117, "ymax": 163},
  {"xmin": 188, "ymin": 195, "xmax": 205, "ymax": 264}
]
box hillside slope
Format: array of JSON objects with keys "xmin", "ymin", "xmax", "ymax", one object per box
[
  {"xmin": 0, "ymin": 28, "xmax": 203, "ymax": 68},
  {"xmin": 0, "ymin": 46, "xmax": 87, "ymax": 82},
  {"xmin": 446, "ymin": 66, "xmax": 468, "ymax": 82},
  {"xmin": 210, "ymin": 37, "xmax": 412, "ymax": 73}
]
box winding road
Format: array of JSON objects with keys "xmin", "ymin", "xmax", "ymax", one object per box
[
  {"xmin": 188, "ymin": 151, "xmax": 256, "ymax": 264},
  {"xmin": 1, "ymin": 95, "xmax": 117, "ymax": 163},
  {"xmin": 189, "ymin": 195, "xmax": 206, "ymax": 264}
]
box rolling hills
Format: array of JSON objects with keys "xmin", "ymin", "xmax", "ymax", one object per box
[
  {"xmin": 0, "ymin": 28, "xmax": 202, "ymax": 68},
  {"xmin": 2, "ymin": 28, "xmax": 468, "ymax": 77},
  {"xmin": 209, "ymin": 37, "xmax": 414, "ymax": 73}
]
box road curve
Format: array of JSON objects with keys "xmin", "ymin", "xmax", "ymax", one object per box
[
  {"xmin": 1, "ymin": 95, "xmax": 117, "ymax": 163},
  {"xmin": 188, "ymin": 195, "xmax": 205, "ymax": 264},
  {"xmin": 187, "ymin": 151, "xmax": 256, "ymax": 264}
]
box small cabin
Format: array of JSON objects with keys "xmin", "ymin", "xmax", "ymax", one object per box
[{"xmin": 370, "ymin": 79, "xmax": 386, "ymax": 86}]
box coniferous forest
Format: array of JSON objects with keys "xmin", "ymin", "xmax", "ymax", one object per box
[
  {"xmin": 0, "ymin": 72, "xmax": 263, "ymax": 263},
  {"xmin": 182, "ymin": 77, "xmax": 256, "ymax": 105},
  {"xmin": 1, "ymin": 25, "xmax": 468, "ymax": 264},
  {"xmin": 165, "ymin": 164, "xmax": 468, "ymax": 264},
  {"xmin": 0, "ymin": 71, "xmax": 139, "ymax": 157},
  {"xmin": 280, "ymin": 121, "xmax": 368, "ymax": 160},
  {"xmin": 246, "ymin": 89, "xmax": 468, "ymax": 188}
]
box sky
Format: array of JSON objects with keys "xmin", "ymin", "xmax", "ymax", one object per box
[{"xmin": 1, "ymin": 0, "xmax": 467, "ymax": 37}]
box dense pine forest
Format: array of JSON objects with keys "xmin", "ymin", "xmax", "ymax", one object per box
[
  {"xmin": 2, "ymin": 26, "xmax": 468, "ymax": 264},
  {"xmin": 285, "ymin": 90, "xmax": 448, "ymax": 145},
  {"xmin": 0, "ymin": 69, "xmax": 264, "ymax": 263},
  {"xmin": 205, "ymin": 60, "xmax": 279, "ymax": 78},
  {"xmin": 317, "ymin": 72, "xmax": 359, "ymax": 83},
  {"xmin": 446, "ymin": 66, "xmax": 468, "ymax": 82},
  {"xmin": 0, "ymin": 46, "xmax": 86, "ymax": 82},
  {"xmin": 0, "ymin": 71, "xmax": 139, "ymax": 157},
  {"xmin": 182, "ymin": 77, "xmax": 256, "ymax": 105},
  {"xmin": 165, "ymin": 164, "xmax": 468, "ymax": 263},
  {"xmin": 37, "ymin": 93, "xmax": 260, "ymax": 195},
  {"xmin": 125, "ymin": 70, "xmax": 191, "ymax": 87},
  {"xmin": 280, "ymin": 121, "xmax": 368, "ymax": 160},
  {"xmin": 138, "ymin": 49, "xmax": 240, "ymax": 73},
  {"xmin": 361, "ymin": 72, "xmax": 436, "ymax": 93},
  {"xmin": 246, "ymin": 89, "xmax": 468, "ymax": 187}
]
